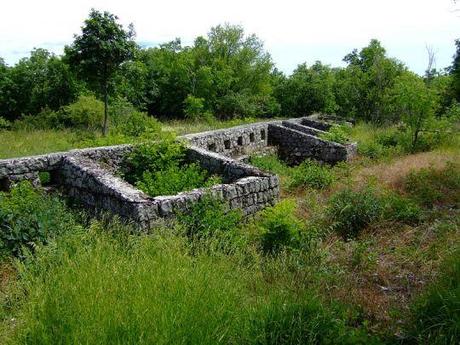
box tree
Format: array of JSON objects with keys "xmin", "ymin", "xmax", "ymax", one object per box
[
  {"xmin": 0, "ymin": 49, "xmax": 81, "ymax": 120},
  {"xmin": 337, "ymin": 39, "xmax": 406, "ymax": 123},
  {"xmin": 450, "ymin": 39, "xmax": 460, "ymax": 102},
  {"xmin": 389, "ymin": 72, "xmax": 438, "ymax": 151},
  {"xmin": 65, "ymin": 9, "xmax": 136, "ymax": 135},
  {"xmin": 275, "ymin": 61, "xmax": 337, "ymax": 116}
]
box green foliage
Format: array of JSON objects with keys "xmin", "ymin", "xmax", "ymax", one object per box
[
  {"xmin": 409, "ymin": 248, "xmax": 460, "ymax": 344},
  {"xmin": 65, "ymin": 9, "xmax": 137, "ymax": 134},
  {"xmin": 319, "ymin": 124, "xmax": 351, "ymax": 144},
  {"xmin": 59, "ymin": 94, "xmax": 105, "ymax": 129},
  {"xmin": 450, "ymin": 39, "xmax": 460, "ymax": 102},
  {"xmin": 258, "ymin": 200, "xmax": 303, "ymax": 254},
  {"xmin": 327, "ymin": 187, "xmax": 383, "ymax": 239},
  {"xmin": 134, "ymin": 24, "xmax": 278, "ymax": 119},
  {"xmin": 137, "ymin": 164, "xmax": 221, "ymax": 197},
  {"xmin": 183, "ymin": 95, "xmax": 215, "ymax": 123},
  {"xmin": 249, "ymin": 154, "xmax": 291, "ymax": 176},
  {"xmin": 0, "ymin": 117, "xmax": 11, "ymax": 130},
  {"xmin": 177, "ymin": 194, "xmax": 242, "ymax": 239},
  {"xmin": 0, "ymin": 49, "xmax": 81, "ymax": 121},
  {"xmin": 388, "ymin": 72, "xmax": 438, "ymax": 152},
  {"xmin": 124, "ymin": 139, "xmax": 186, "ymax": 184},
  {"xmin": 289, "ymin": 159, "xmax": 335, "ymax": 190},
  {"xmin": 382, "ymin": 192, "xmax": 421, "ymax": 224},
  {"xmin": 0, "ymin": 181, "xmax": 80, "ymax": 257},
  {"xmin": 110, "ymin": 98, "xmax": 162, "ymax": 138},
  {"xmin": 404, "ymin": 162, "xmax": 460, "ymax": 208},
  {"xmin": 275, "ymin": 61, "xmax": 337, "ymax": 116},
  {"xmin": 125, "ymin": 140, "xmax": 221, "ymax": 197},
  {"xmin": 335, "ymin": 39, "xmax": 406, "ymax": 123}
]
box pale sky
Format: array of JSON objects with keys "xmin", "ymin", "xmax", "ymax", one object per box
[{"xmin": 1, "ymin": 0, "xmax": 459, "ymax": 75}]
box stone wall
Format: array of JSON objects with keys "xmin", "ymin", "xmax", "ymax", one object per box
[
  {"xmin": 59, "ymin": 146, "xmax": 279, "ymax": 228},
  {"xmin": 268, "ymin": 123, "xmax": 355, "ymax": 165},
  {"xmin": 0, "ymin": 116, "xmax": 356, "ymax": 228},
  {"xmin": 181, "ymin": 121, "xmax": 279, "ymax": 158}
]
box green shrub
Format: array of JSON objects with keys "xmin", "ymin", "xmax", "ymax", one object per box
[
  {"xmin": 289, "ymin": 159, "xmax": 334, "ymax": 190},
  {"xmin": 258, "ymin": 199, "xmax": 303, "ymax": 254},
  {"xmin": 124, "ymin": 139, "xmax": 185, "ymax": 184},
  {"xmin": 110, "ymin": 98, "xmax": 162, "ymax": 137},
  {"xmin": 319, "ymin": 124, "xmax": 351, "ymax": 144},
  {"xmin": 327, "ymin": 187, "xmax": 383, "ymax": 239},
  {"xmin": 0, "ymin": 181, "xmax": 80, "ymax": 257},
  {"xmin": 409, "ymin": 249, "xmax": 460, "ymax": 344},
  {"xmin": 249, "ymin": 154, "xmax": 291, "ymax": 177},
  {"xmin": 375, "ymin": 129, "xmax": 400, "ymax": 147},
  {"xmin": 137, "ymin": 164, "xmax": 221, "ymax": 197},
  {"xmin": 124, "ymin": 140, "xmax": 221, "ymax": 197},
  {"xmin": 177, "ymin": 194, "xmax": 242, "ymax": 240},
  {"xmin": 183, "ymin": 95, "xmax": 214, "ymax": 122},
  {"xmin": 59, "ymin": 95, "xmax": 105, "ymax": 129},
  {"xmin": 382, "ymin": 193, "xmax": 422, "ymax": 224},
  {"xmin": 404, "ymin": 162, "xmax": 460, "ymax": 207},
  {"xmin": 0, "ymin": 117, "xmax": 12, "ymax": 130}
]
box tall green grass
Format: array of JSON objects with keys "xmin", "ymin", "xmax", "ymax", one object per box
[
  {"xmin": 408, "ymin": 248, "xmax": 460, "ymax": 344},
  {"xmin": 2, "ymin": 225, "xmax": 378, "ymax": 345}
]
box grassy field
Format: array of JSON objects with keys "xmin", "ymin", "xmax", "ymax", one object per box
[
  {"xmin": 0, "ymin": 120, "xmax": 459, "ymax": 344},
  {"xmin": 0, "ymin": 117, "xmax": 275, "ymax": 159}
]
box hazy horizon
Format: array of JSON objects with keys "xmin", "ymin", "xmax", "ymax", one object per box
[{"xmin": 1, "ymin": 0, "xmax": 459, "ymax": 75}]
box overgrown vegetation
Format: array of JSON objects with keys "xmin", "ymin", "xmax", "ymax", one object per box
[
  {"xmin": 124, "ymin": 140, "xmax": 222, "ymax": 197},
  {"xmin": 0, "ymin": 181, "xmax": 80, "ymax": 258},
  {"xmin": 1, "ymin": 146, "xmax": 459, "ymax": 343},
  {"xmin": 0, "ymin": 7, "xmax": 460, "ymax": 345}
]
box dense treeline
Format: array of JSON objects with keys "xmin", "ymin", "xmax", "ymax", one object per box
[{"xmin": 0, "ymin": 10, "xmax": 459, "ymax": 126}]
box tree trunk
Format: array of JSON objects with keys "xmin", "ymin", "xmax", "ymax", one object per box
[{"xmin": 103, "ymin": 83, "xmax": 109, "ymax": 136}]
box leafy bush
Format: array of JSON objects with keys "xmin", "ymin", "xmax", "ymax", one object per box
[
  {"xmin": 124, "ymin": 139, "xmax": 186, "ymax": 184},
  {"xmin": 0, "ymin": 116, "xmax": 11, "ymax": 130},
  {"xmin": 409, "ymin": 249, "xmax": 460, "ymax": 344},
  {"xmin": 0, "ymin": 181, "xmax": 80, "ymax": 257},
  {"xmin": 137, "ymin": 164, "xmax": 220, "ymax": 197},
  {"xmin": 258, "ymin": 199, "xmax": 303, "ymax": 254},
  {"xmin": 177, "ymin": 194, "xmax": 242, "ymax": 240},
  {"xmin": 58, "ymin": 95, "xmax": 105, "ymax": 129},
  {"xmin": 110, "ymin": 99, "xmax": 162, "ymax": 137},
  {"xmin": 375, "ymin": 129, "xmax": 400, "ymax": 147},
  {"xmin": 319, "ymin": 124, "xmax": 351, "ymax": 144},
  {"xmin": 183, "ymin": 95, "xmax": 215, "ymax": 122},
  {"xmin": 289, "ymin": 159, "xmax": 335, "ymax": 190},
  {"xmin": 382, "ymin": 192, "xmax": 421, "ymax": 224},
  {"xmin": 327, "ymin": 187, "xmax": 383, "ymax": 239},
  {"xmin": 404, "ymin": 162, "xmax": 460, "ymax": 208},
  {"xmin": 124, "ymin": 140, "xmax": 221, "ymax": 197}
]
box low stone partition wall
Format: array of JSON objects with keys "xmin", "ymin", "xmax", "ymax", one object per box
[
  {"xmin": 181, "ymin": 121, "xmax": 279, "ymax": 158},
  {"xmin": 268, "ymin": 123, "xmax": 356, "ymax": 165},
  {"xmin": 282, "ymin": 120, "xmax": 326, "ymax": 136}
]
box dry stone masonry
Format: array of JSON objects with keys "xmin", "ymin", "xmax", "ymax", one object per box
[{"xmin": 0, "ymin": 116, "xmax": 356, "ymax": 228}]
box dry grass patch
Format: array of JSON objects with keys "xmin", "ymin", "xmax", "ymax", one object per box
[{"xmin": 353, "ymin": 150, "xmax": 459, "ymax": 190}]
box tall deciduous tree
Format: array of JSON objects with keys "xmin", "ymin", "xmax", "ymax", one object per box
[{"xmin": 65, "ymin": 9, "xmax": 136, "ymax": 135}]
